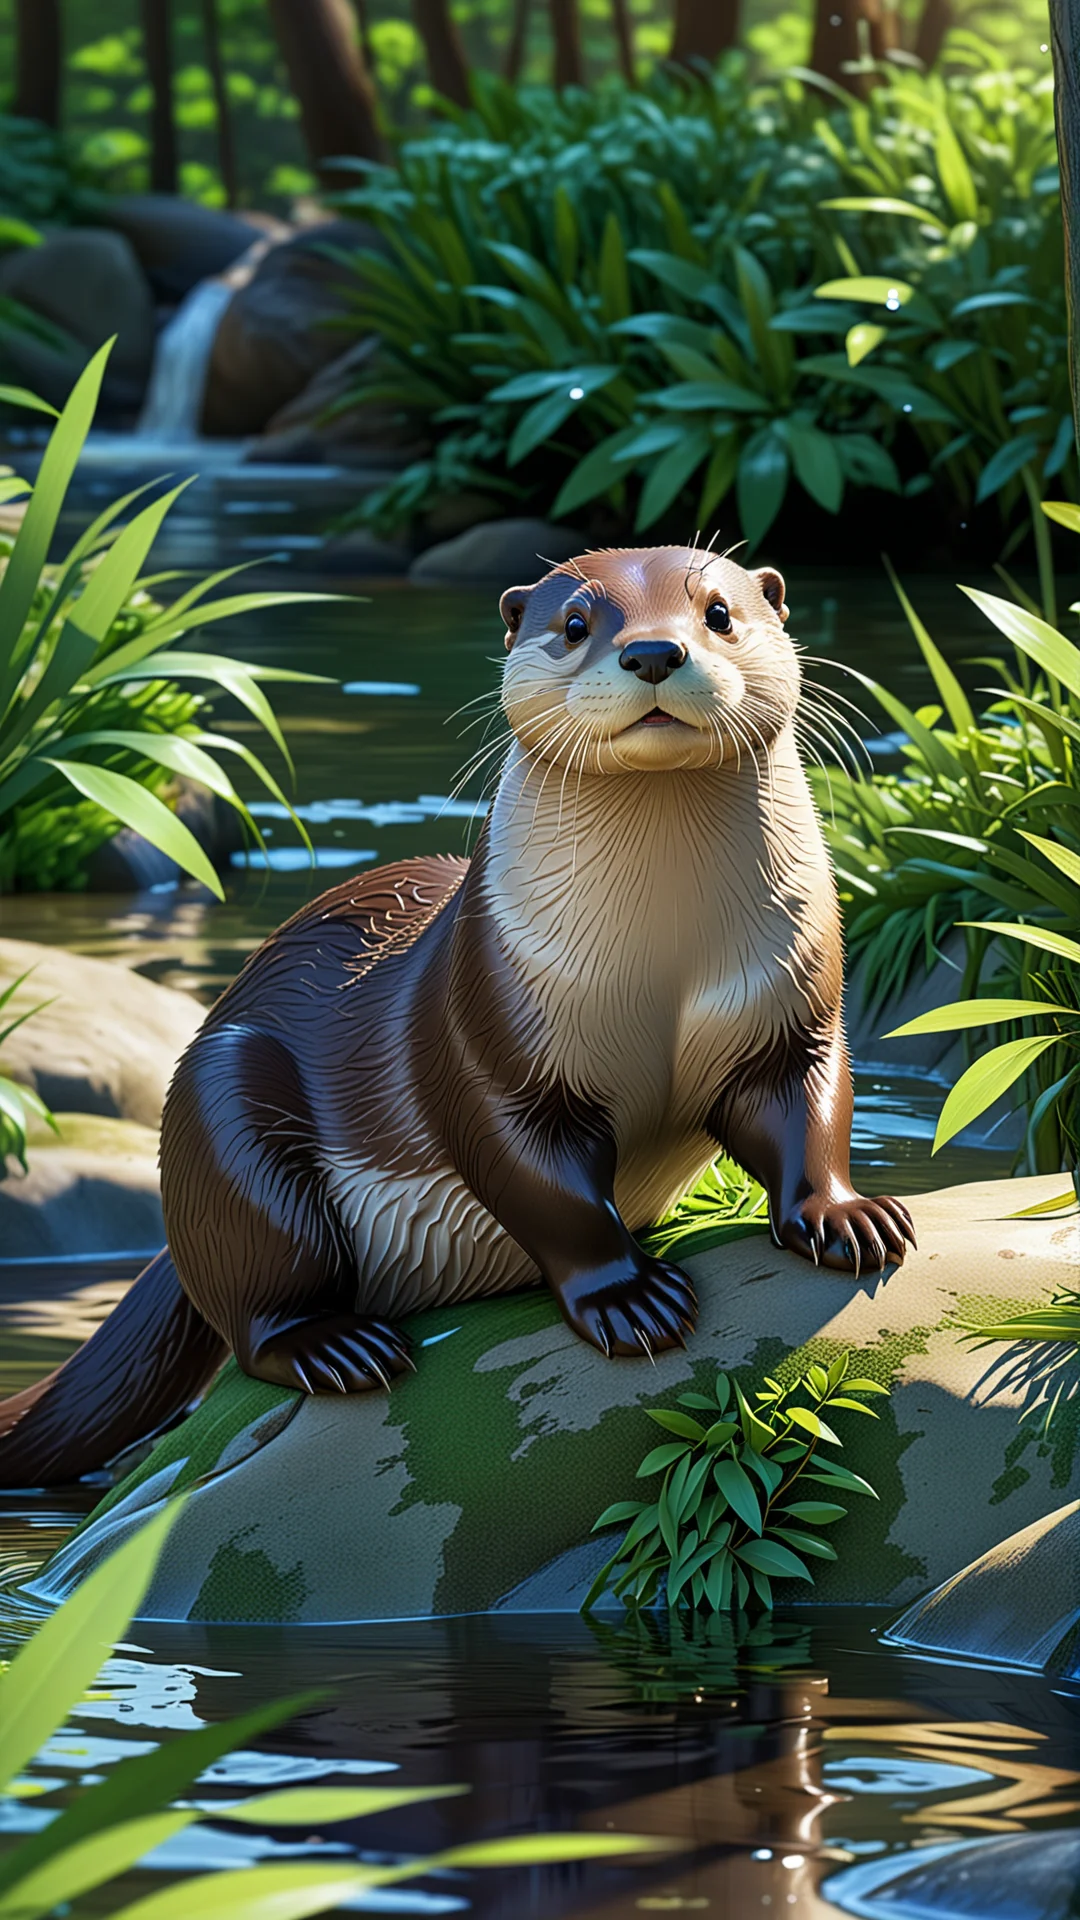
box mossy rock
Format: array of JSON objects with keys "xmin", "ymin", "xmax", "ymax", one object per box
[{"xmin": 28, "ymin": 1176, "xmax": 1080, "ymax": 1625}]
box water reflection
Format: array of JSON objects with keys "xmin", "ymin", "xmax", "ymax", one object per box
[{"xmin": 0, "ymin": 1600, "xmax": 1075, "ymax": 1916}]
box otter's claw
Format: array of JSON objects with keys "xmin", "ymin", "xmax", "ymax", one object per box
[
  {"xmin": 774, "ymin": 1191, "xmax": 916, "ymax": 1282},
  {"xmin": 551, "ymin": 1253, "xmax": 698, "ymax": 1359},
  {"xmin": 244, "ymin": 1312, "xmax": 414, "ymax": 1395}
]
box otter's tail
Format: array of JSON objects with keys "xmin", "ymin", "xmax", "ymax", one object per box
[{"xmin": 0, "ymin": 1249, "xmax": 227, "ymax": 1488}]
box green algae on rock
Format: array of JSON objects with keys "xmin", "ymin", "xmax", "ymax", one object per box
[{"xmin": 26, "ymin": 1177, "xmax": 1080, "ymax": 1626}]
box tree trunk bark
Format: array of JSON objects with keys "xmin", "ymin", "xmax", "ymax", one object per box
[
  {"xmin": 610, "ymin": 0, "xmax": 636, "ymax": 83},
  {"xmin": 670, "ymin": 0, "xmax": 740, "ymax": 65},
  {"xmin": 914, "ymin": 0, "xmax": 952, "ymax": 68},
  {"xmin": 352, "ymin": 0, "xmax": 377, "ymax": 76},
  {"xmin": 809, "ymin": 0, "xmax": 862, "ymax": 87},
  {"xmin": 504, "ymin": 0, "xmax": 531, "ymax": 80},
  {"xmin": 140, "ymin": 0, "xmax": 178, "ymax": 194},
  {"xmin": 864, "ymin": 0, "xmax": 899, "ymax": 61},
  {"xmin": 1050, "ymin": 0, "xmax": 1080, "ymax": 461},
  {"xmin": 412, "ymin": 0, "xmax": 471, "ymax": 109},
  {"xmin": 13, "ymin": 0, "xmax": 61, "ymax": 126},
  {"xmin": 267, "ymin": 0, "xmax": 382, "ymax": 178},
  {"xmin": 550, "ymin": 0, "xmax": 583, "ymax": 88},
  {"xmin": 200, "ymin": 0, "xmax": 238, "ymax": 207}
]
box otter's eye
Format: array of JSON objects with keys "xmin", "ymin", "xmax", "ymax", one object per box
[
  {"xmin": 564, "ymin": 611, "xmax": 589, "ymax": 646},
  {"xmin": 704, "ymin": 600, "xmax": 732, "ymax": 636}
]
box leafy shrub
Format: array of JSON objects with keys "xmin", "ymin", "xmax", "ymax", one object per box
[
  {"xmin": 330, "ymin": 49, "xmax": 1069, "ymax": 546},
  {"xmin": 0, "ymin": 969, "xmax": 57, "ymax": 1170},
  {"xmin": 0, "ymin": 345, "xmax": 334, "ymax": 894},
  {"xmin": 584, "ymin": 1354, "xmax": 887, "ymax": 1614},
  {"xmin": 827, "ymin": 507, "xmax": 1080, "ymax": 1172},
  {"xmin": 0, "ymin": 1505, "xmax": 670, "ymax": 1919}
]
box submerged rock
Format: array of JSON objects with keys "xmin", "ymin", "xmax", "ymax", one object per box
[
  {"xmin": 28, "ymin": 1174, "xmax": 1080, "ymax": 1625},
  {"xmin": 887, "ymin": 1500, "xmax": 1080, "ymax": 1676},
  {"xmin": 823, "ymin": 1832, "xmax": 1080, "ymax": 1919},
  {"xmin": 409, "ymin": 517, "xmax": 587, "ymax": 584},
  {"xmin": 0, "ymin": 1113, "xmax": 164, "ymax": 1258}
]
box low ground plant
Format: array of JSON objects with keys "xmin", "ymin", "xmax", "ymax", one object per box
[
  {"xmin": 0, "ymin": 970, "xmax": 56, "ymax": 1170},
  {"xmin": 584, "ymin": 1355, "xmax": 887, "ymax": 1615},
  {"xmin": 0, "ymin": 343, "xmax": 333, "ymax": 893}
]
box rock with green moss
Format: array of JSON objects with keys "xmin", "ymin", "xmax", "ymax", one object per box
[{"xmin": 28, "ymin": 1176, "xmax": 1080, "ymax": 1626}]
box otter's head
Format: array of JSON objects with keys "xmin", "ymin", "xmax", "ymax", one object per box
[{"xmin": 499, "ymin": 545, "xmax": 798, "ymax": 774}]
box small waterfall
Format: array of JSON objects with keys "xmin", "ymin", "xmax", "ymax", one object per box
[{"xmin": 136, "ymin": 276, "xmax": 236, "ymax": 439}]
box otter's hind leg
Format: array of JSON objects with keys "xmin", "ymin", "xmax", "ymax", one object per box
[{"xmin": 162, "ymin": 1023, "xmax": 412, "ymax": 1393}]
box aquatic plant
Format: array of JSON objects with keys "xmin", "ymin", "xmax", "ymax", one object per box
[
  {"xmin": 0, "ymin": 969, "xmax": 56, "ymax": 1171},
  {"xmin": 0, "ymin": 344, "xmax": 333, "ymax": 894},
  {"xmin": 0, "ymin": 1505, "xmax": 675, "ymax": 1920},
  {"xmin": 583, "ymin": 1353, "xmax": 888, "ymax": 1614},
  {"xmin": 330, "ymin": 50, "xmax": 1067, "ymax": 545}
]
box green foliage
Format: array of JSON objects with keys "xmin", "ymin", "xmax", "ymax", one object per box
[
  {"xmin": 0, "ymin": 346, "xmax": 337, "ymax": 894},
  {"xmin": 0, "ymin": 969, "xmax": 57, "ymax": 1170},
  {"xmin": 642, "ymin": 1153, "xmax": 767, "ymax": 1263},
  {"xmin": 583, "ymin": 1352, "xmax": 887, "ymax": 1615},
  {"xmin": 0, "ymin": 1506, "xmax": 674, "ymax": 1919},
  {"xmin": 814, "ymin": 522, "xmax": 1080, "ymax": 1172},
  {"xmin": 330, "ymin": 49, "xmax": 1068, "ymax": 545},
  {"xmin": 954, "ymin": 1285, "xmax": 1080, "ymax": 1437}
]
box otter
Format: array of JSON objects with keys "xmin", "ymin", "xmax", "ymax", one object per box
[{"xmin": 0, "ymin": 546, "xmax": 914, "ymax": 1484}]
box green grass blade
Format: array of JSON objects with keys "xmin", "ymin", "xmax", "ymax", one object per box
[
  {"xmin": 961, "ymin": 587, "xmax": 1080, "ymax": 701},
  {"xmin": 0, "ymin": 386, "xmax": 59, "ymax": 417},
  {"xmin": 884, "ymin": 556, "xmax": 974, "ymax": 735},
  {"xmin": 0, "ymin": 1503, "xmax": 180, "ymax": 1795},
  {"xmin": 220, "ymin": 1784, "xmax": 467, "ymax": 1826},
  {"xmin": 958, "ymin": 920, "xmax": 1080, "ymax": 965},
  {"xmin": 0, "ymin": 343, "xmax": 112, "ymax": 715},
  {"xmin": 42, "ymin": 761, "xmax": 225, "ymax": 898},
  {"xmin": 886, "ymin": 998, "xmax": 1074, "ymax": 1037},
  {"xmin": 0, "ymin": 1813, "xmax": 194, "ymax": 1920}
]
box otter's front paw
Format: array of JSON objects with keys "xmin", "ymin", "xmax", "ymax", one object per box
[
  {"xmin": 244, "ymin": 1314, "xmax": 414, "ymax": 1394},
  {"xmin": 551, "ymin": 1255, "xmax": 698, "ymax": 1359},
  {"xmin": 774, "ymin": 1192, "xmax": 916, "ymax": 1278}
]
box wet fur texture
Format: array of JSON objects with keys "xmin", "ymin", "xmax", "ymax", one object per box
[{"xmin": 0, "ymin": 546, "xmax": 914, "ymax": 1482}]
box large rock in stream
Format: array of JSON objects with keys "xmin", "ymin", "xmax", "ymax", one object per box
[{"xmin": 26, "ymin": 1174, "xmax": 1080, "ymax": 1632}]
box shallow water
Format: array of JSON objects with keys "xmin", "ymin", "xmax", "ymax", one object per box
[{"xmin": 2, "ymin": 463, "xmax": 1077, "ymax": 1916}]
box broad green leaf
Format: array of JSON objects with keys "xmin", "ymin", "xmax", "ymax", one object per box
[
  {"xmin": 814, "ymin": 276, "xmax": 913, "ymax": 307},
  {"xmin": 702, "ymin": 1418, "xmax": 739, "ymax": 1448},
  {"xmin": 591, "ymin": 1501, "xmax": 647, "ymax": 1530},
  {"xmin": 68, "ymin": 483, "xmax": 193, "ymax": 643},
  {"xmin": 787, "ymin": 1406, "xmax": 841, "ymax": 1445},
  {"xmin": 552, "ymin": 427, "xmax": 638, "ymax": 515},
  {"xmin": 649, "ymin": 377, "xmax": 763, "ymax": 413},
  {"xmin": 0, "ymin": 1814, "xmax": 193, "ymax": 1920},
  {"xmin": 42, "ymin": 761, "xmax": 225, "ymax": 899},
  {"xmin": 934, "ymin": 1034, "xmax": 1061, "ymax": 1150},
  {"xmin": 960, "ymin": 588, "xmax": 1080, "ymax": 701},
  {"xmin": 886, "ymin": 998, "xmax": 1074, "ymax": 1037},
  {"xmin": 636, "ymin": 1441, "xmax": 689, "ymax": 1477},
  {"xmin": 646, "ymin": 1409, "xmax": 706, "ymax": 1440},
  {"xmin": 772, "ymin": 1527, "xmax": 837, "ymax": 1560},
  {"xmin": 844, "ymin": 665, "xmax": 965, "ymax": 782},
  {"xmin": 780, "ymin": 1501, "xmax": 847, "ymax": 1524},
  {"xmin": 782, "ymin": 419, "xmax": 843, "ymax": 513},
  {"xmin": 104, "ymin": 1867, "xmax": 384, "ymax": 1920},
  {"xmin": 976, "ymin": 438, "xmax": 1041, "ymax": 504},
  {"xmin": 0, "ymin": 1504, "xmax": 180, "ymax": 1795},
  {"xmin": 846, "ymin": 323, "xmax": 885, "ymax": 367},
  {"xmin": 737, "ymin": 428, "xmax": 789, "ymax": 548},
  {"xmin": 1042, "ymin": 501, "xmax": 1080, "ymax": 534},
  {"xmin": 935, "ymin": 116, "xmax": 979, "ymax": 223},
  {"xmin": 635, "ymin": 428, "xmax": 711, "ymax": 529},
  {"xmin": 221, "ymin": 1784, "xmax": 467, "ymax": 1826},
  {"xmin": 821, "ymin": 196, "xmax": 949, "ymax": 233},
  {"xmin": 432, "ymin": 1834, "xmax": 679, "ymax": 1867},
  {"xmin": 714, "ymin": 1457, "xmax": 762, "ymax": 1533},
  {"xmin": 806, "ymin": 1462, "xmax": 878, "ymax": 1497},
  {"xmin": 735, "ymin": 1538, "xmax": 813, "ymax": 1580}
]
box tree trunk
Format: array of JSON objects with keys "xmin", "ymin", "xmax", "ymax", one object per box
[
  {"xmin": 914, "ymin": 0, "xmax": 952, "ymax": 68},
  {"xmin": 863, "ymin": 0, "xmax": 899, "ymax": 61},
  {"xmin": 670, "ymin": 0, "xmax": 740, "ymax": 65},
  {"xmin": 1050, "ymin": 0, "xmax": 1080, "ymax": 462},
  {"xmin": 610, "ymin": 0, "xmax": 635, "ymax": 83},
  {"xmin": 200, "ymin": 0, "xmax": 238, "ymax": 207},
  {"xmin": 352, "ymin": 0, "xmax": 377, "ymax": 76},
  {"xmin": 550, "ymin": 0, "xmax": 583, "ymax": 88},
  {"xmin": 140, "ymin": 0, "xmax": 178, "ymax": 194},
  {"xmin": 13, "ymin": 0, "xmax": 61, "ymax": 125},
  {"xmin": 809, "ymin": 0, "xmax": 862, "ymax": 87},
  {"xmin": 504, "ymin": 0, "xmax": 531, "ymax": 80},
  {"xmin": 412, "ymin": 0, "xmax": 471, "ymax": 108},
  {"xmin": 267, "ymin": 0, "xmax": 382, "ymax": 179}
]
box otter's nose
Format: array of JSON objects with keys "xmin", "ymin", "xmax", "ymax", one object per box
[{"xmin": 618, "ymin": 639, "xmax": 686, "ymax": 684}]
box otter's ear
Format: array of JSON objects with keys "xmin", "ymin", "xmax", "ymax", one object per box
[
  {"xmin": 500, "ymin": 583, "xmax": 534, "ymax": 650},
  {"xmin": 754, "ymin": 568, "xmax": 788, "ymax": 624}
]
